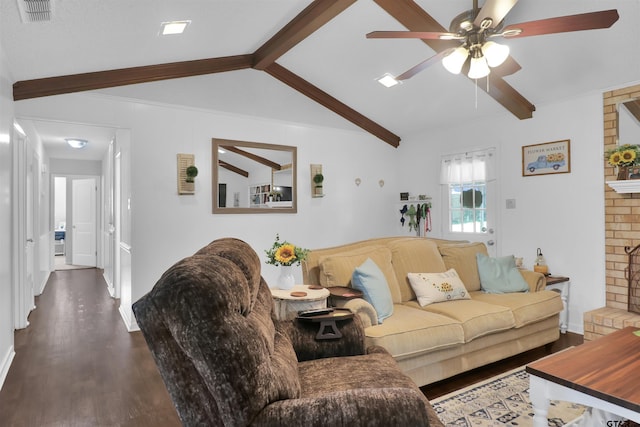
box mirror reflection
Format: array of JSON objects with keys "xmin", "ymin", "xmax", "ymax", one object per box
[
  {"xmin": 619, "ymin": 99, "xmax": 640, "ymax": 146},
  {"xmin": 212, "ymin": 138, "xmax": 297, "ymax": 214}
]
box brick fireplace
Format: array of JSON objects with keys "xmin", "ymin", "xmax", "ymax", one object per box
[{"xmin": 583, "ymin": 83, "xmax": 640, "ymax": 340}]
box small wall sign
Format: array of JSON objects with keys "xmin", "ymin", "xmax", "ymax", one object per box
[{"xmin": 522, "ymin": 139, "xmax": 571, "ymax": 177}]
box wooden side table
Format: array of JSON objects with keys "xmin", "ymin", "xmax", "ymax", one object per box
[
  {"xmin": 270, "ymin": 285, "xmax": 330, "ymax": 321},
  {"xmin": 545, "ymin": 275, "xmax": 570, "ymax": 334},
  {"xmin": 326, "ymin": 286, "xmax": 363, "ymax": 307}
]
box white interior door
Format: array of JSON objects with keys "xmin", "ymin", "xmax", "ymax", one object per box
[
  {"xmin": 13, "ymin": 124, "xmax": 35, "ymax": 329},
  {"xmin": 25, "ymin": 150, "xmax": 35, "ymax": 314},
  {"xmin": 71, "ymin": 178, "xmax": 97, "ymax": 267}
]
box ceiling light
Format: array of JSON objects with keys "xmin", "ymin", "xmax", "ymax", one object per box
[
  {"xmin": 468, "ymin": 47, "xmax": 490, "ymax": 79},
  {"xmin": 481, "ymin": 41, "xmax": 510, "ymax": 68},
  {"xmin": 442, "ymin": 46, "xmax": 469, "ymax": 75},
  {"xmin": 377, "ymin": 73, "xmax": 400, "ymax": 88},
  {"xmin": 161, "ymin": 20, "xmax": 191, "ymax": 35},
  {"xmin": 66, "ymin": 138, "xmax": 88, "ymax": 149}
]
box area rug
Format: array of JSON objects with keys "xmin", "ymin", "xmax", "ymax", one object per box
[{"xmin": 431, "ymin": 366, "xmax": 587, "ymax": 427}]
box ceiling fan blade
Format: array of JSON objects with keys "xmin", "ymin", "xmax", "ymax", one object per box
[
  {"xmin": 502, "ymin": 9, "xmax": 619, "ymax": 39},
  {"xmin": 474, "ymin": 0, "xmax": 519, "ymax": 28},
  {"xmin": 366, "ymin": 31, "xmax": 460, "ymax": 40},
  {"xmin": 396, "ymin": 48, "xmax": 454, "ymax": 80}
]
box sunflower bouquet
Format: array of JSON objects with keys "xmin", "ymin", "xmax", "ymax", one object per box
[
  {"xmin": 264, "ymin": 234, "xmax": 309, "ymax": 267},
  {"xmin": 605, "ymin": 144, "xmax": 640, "ymax": 167}
]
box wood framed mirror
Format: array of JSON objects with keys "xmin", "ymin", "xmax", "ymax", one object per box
[
  {"xmin": 212, "ymin": 138, "xmax": 297, "ymax": 214},
  {"xmin": 618, "ymin": 98, "xmax": 640, "ymax": 146}
]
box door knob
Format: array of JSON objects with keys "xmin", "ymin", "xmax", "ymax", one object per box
[
  {"xmin": 26, "ymin": 238, "xmax": 33, "ymax": 243},
  {"xmin": 487, "ymin": 240, "xmax": 495, "ymax": 246}
]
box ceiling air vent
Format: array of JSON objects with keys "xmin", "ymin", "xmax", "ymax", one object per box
[{"xmin": 17, "ymin": 0, "xmax": 54, "ymax": 23}]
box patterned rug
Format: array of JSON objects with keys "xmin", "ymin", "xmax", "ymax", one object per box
[{"xmin": 431, "ymin": 366, "xmax": 587, "ymax": 427}]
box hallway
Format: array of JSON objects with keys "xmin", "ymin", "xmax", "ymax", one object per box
[{"xmin": 0, "ymin": 269, "xmax": 180, "ymax": 426}]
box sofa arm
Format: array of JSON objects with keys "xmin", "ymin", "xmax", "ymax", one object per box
[
  {"xmin": 519, "ymin": 269, "xmax": 546, "ymax": 292},
  {"xmin": 336, "ymin": 298, "xmax": 378, "ymax": 328},
  {"xmin": 276, "ymin": 315, "xmax": 366, "ymax": 362}
]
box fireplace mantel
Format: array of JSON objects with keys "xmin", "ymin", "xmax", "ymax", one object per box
[{"xmin": 606, "ymin": 180, "xmax": 640, "ymax": 193}]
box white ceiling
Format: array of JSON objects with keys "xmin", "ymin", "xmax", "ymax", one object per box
[{"xmin": 3, "ymin": 0, "xmax": 640, "ymax": 159}]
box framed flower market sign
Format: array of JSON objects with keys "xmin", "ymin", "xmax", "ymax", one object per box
[{"xmin": 522, "ymin": 139, "xmax": 571, "ymax": 177}]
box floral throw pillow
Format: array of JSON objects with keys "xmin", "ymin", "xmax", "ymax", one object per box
[{"xmin": 407, "ymin": 269, "xmax": 471, "ymax": 306}]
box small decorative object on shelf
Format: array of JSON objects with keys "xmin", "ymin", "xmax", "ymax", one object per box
[
  {"xmin": 605, "ymin": 144, "xmax": 640, "ymax": 180},
  {"xmin": 265, "ymin": 234, "xmax": 309, "ymax": 290},
  {"xmin": 310, "ymin": 164, "xmax": 324, "ymax": 197},
  {"xmin": 533, "ymin": 248, "xmax": 549, "ymax": 274},
  {"xmin": 185, "ymin": 165, "xmax": 198, "ymax": 183},
  {"xmin": 313, "ymin": 173, "xmax": 324, "ymax": 196}
]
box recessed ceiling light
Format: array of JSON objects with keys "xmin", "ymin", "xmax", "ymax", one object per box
[
  {"xmin": 376, "ymin": 73, "xmax": 400, "ymax": 88},
  {"xmin": 161, "ymin": 20, "xmax": 191, "ymax": 35},
  {"xmin": 66, "ymin": 138, "xmax": 88, "ymax": 149}
]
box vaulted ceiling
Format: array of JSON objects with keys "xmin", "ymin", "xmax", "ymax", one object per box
[{"xmin": 3, "ymin": 0, "xmax": 639, "ymax": 155}]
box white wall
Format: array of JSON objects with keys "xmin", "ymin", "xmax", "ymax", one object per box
[
  {"xmin": 0, "ymin": 42, "xmax": 15, "ymax": 389},
  {"xmin": 16, "ymin": 93, "xmax": 401, "ymax": 329},
  {"xmin": 398, "ymin": 91, "xmax": 607, "ymax": 334},
  {"xmin": 15, "ymin": 84, "xmax": 617, "ymax": 334}
]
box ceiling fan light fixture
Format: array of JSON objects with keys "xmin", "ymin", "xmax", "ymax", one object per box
[
  {"xmin": 482, "ymin": 41, "xmax": 510, "ymax": 68},
  {"xmin": 442, "ymin": 46, "xmax": 468, "ymax": 75},
  {"xmin": 468, "ymin": 55, "xmax": 490, "ymax": 79},
  {"xmin": 376, "ymin": 73, "xmax": 400, "ymax": 88}
]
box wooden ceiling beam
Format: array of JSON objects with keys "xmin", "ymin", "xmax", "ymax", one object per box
[
  {"xmin": 12, "ymin": 1, "xmax": 400, "ymax": 146},
  {"xmin": 253, "ymin": 0, "xmax": 357, "ymax": 70},
  {"xmin": 13, "ymin": 54, "xmax": 254, "ymax": 101},
  {"xmin": 219, "ymin": 160, "xmax": 249, "ymax": 178},
  {"xmin": 221, "ymin": 145, "xmax": 282, "ymax": 170},
  {"xmin": 265, "ymin": 63, "xmax": 400, "ymax": 147},
  {"xmin": 373, "ymin": 0, "xmax": 535, "ymax": 120}
]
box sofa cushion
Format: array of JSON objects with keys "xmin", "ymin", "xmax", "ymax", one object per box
[
  {"xmin": 364, "ymin": 304, "xmax": 464, "ymax": 358},
  {"xmin": 476, "ymin": 253, "xmax": 530, "ymax": 294},
  {"xmin": 352, "ymin": 258, "xmax": 394, "ymax": 323},
  {"xmin": 318, "ymin": 246, "xmax": 402, "ymax": 303},
  {"xmin": 470, "ymin": 290, "xmax": 563, "ymax": 328},
  {"xmin": 438, "ymin": 242, "xmax": 488, "ymax": 292},
  {"xmin": 387, "ymin": 238, "xmax": 447, "ymax": 303},
  {"xmin": 404, "ymin": 299, "xmax": 515, "ymax": 342},
  {"xmin": 407, "ymin": 269, "xmax": 470, "ymax": 306}
]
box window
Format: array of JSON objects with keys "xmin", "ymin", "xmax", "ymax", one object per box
[{"xmin": 440, "ymin": 149, "xmax": 495, "ymax": 234}]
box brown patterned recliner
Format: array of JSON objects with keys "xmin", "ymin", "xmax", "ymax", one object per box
[{"xmin": 133, "ymin": 238, "xmax": 442, "ymax": 427}]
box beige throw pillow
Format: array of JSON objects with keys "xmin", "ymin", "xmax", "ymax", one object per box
[{"xmin": 407, "ymin": 269, "xmax": 471, "ymax": 306}]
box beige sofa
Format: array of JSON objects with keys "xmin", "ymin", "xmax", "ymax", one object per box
[{"xmin": 302, "ymin": 237, "xmax": 563, "ymax": 388}]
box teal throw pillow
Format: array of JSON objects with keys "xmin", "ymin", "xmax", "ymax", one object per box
[
  {"xmin": 476, "ymin": 253, "xmax": 529, "ymax": 294},
  {"xmin": 351, "ymin": 258, "xmax": 394, "ymax": 323}
]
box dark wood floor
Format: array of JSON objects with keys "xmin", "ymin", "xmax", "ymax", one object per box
[
  {"xmin": 0, "ymin": 268, "xmax": 583, "ymax": 426},
  {"xmin": 0, "ymin": 269, "xmax": 181, "ymax": 427}
]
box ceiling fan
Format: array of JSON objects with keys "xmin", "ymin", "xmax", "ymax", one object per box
[{"xmin": 367, "ymin": 0, "xmax": 619, "ymax": 82}]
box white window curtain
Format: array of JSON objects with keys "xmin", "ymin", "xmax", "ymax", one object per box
[{"xmin": 440, "ymin": 148, "xmax": 496, "ymax": 184}]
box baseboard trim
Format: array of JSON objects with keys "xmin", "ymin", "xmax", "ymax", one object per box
[
  {"xmin": 0, "ymin": 345, "xmax": 16, "ymax": 391},
  {"xmin": 103, "ymin": 272, "xmax": 114, "ymax": 298},
  {"xmin": 37, "ymin": 271, "xmax": 50, "ymax": 295},
  {"xmin": 119, "ymin": 305, "xmax": 139, "ymax": 332}
]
